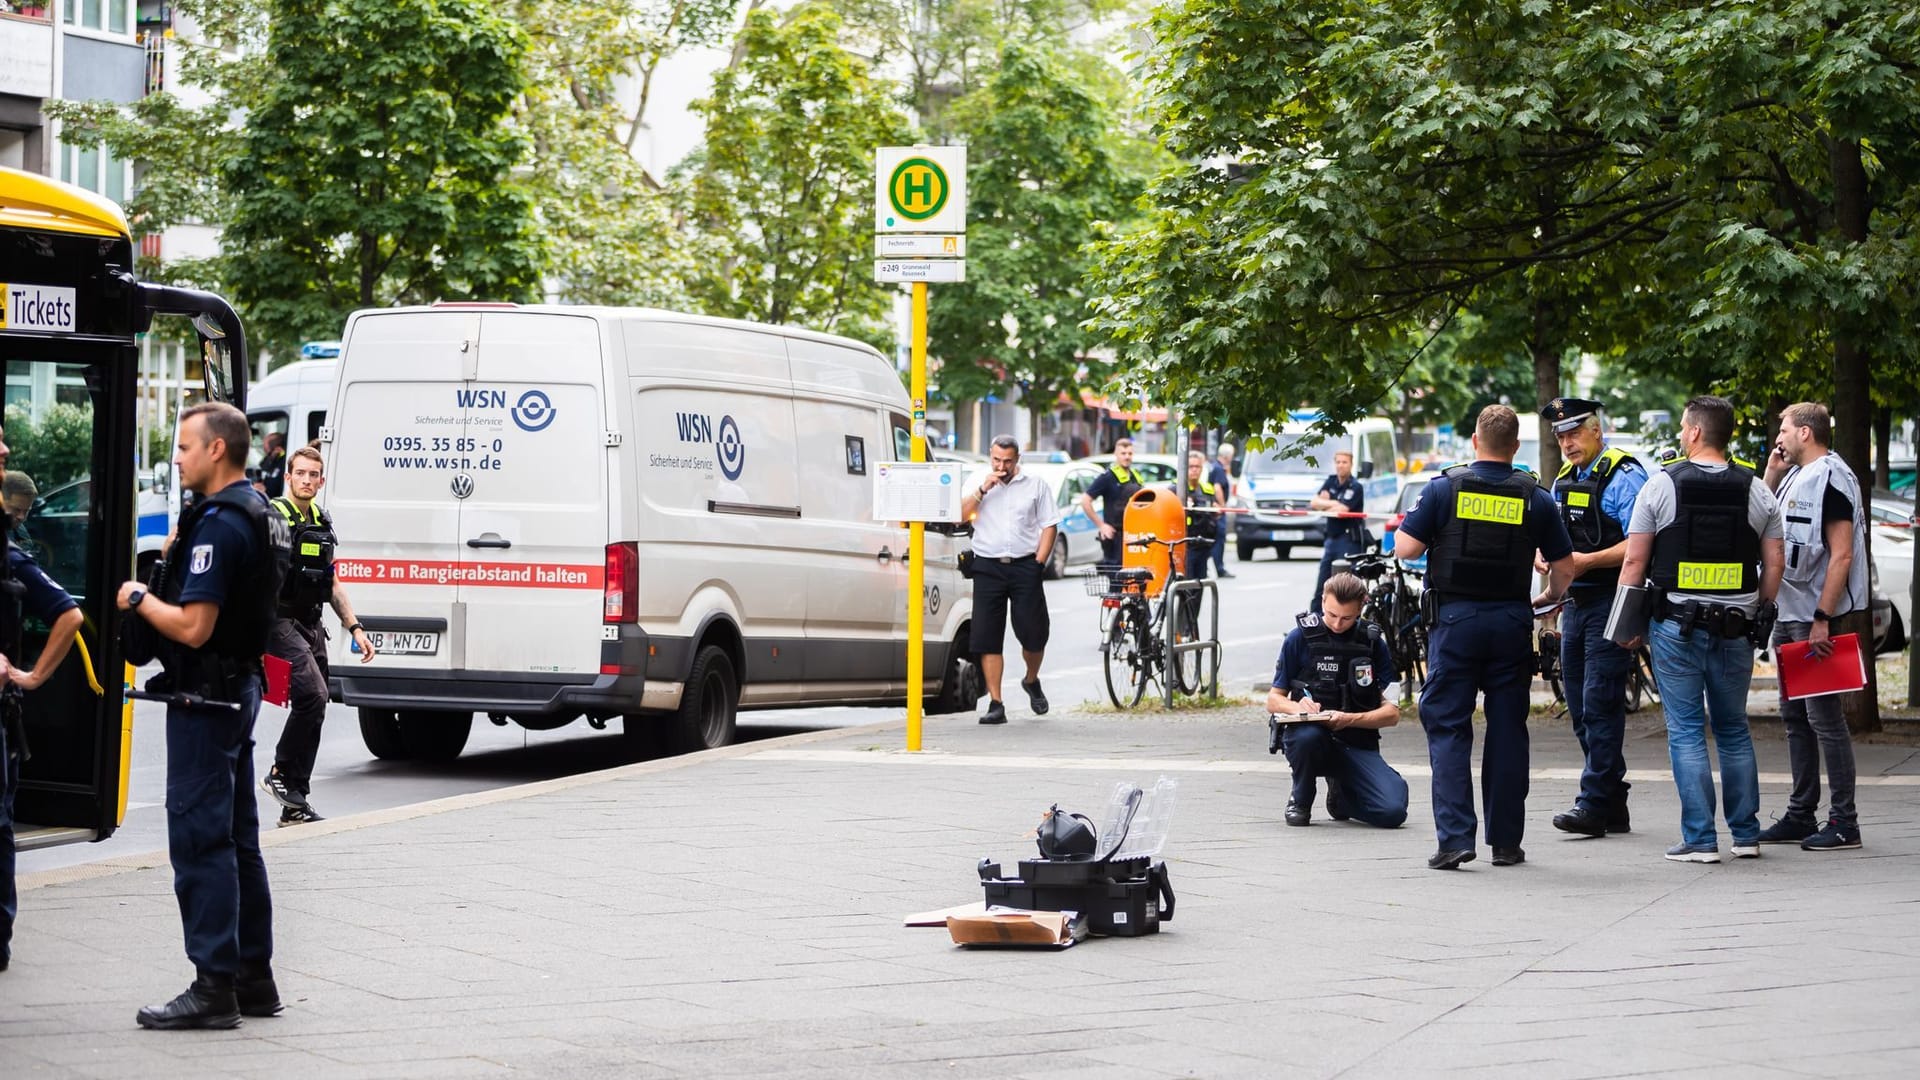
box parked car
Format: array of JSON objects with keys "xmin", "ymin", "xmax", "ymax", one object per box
[
  {"xmin": 1028, "ymin": 455, "xmax": 1181, "ymax": 579},
  {"xmin": 1231, "ymin": 419, "xmax": 1402, "ymax": 561}
]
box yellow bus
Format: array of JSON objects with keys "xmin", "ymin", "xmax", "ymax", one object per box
[{"xmin": 2, "ymin": 165, "xmax": 248, "ymax": 849}]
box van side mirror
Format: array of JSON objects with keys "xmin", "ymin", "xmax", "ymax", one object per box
[{"xmin": 1359, "ymin": 461, "xmax": 1376, "ymax": 479}]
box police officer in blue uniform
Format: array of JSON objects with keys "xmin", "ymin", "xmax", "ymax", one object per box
[
  {"xmin": 1395, "ymin": 405, "xmax": 1576, "ymax": 869},
  {"xmin": 1543, "ymin": 398, "xmax": 1647, "ymax": 838},
  {"xmin": 1309, "ymin": 450, "xmax": 1367, "ymax": 614},
  {"xmin": 1267, "ymin": 572, "xmax": 1410, "ymax": 828},
  {"xmin": 1079, "ymin": 436, "xmax": 1145, "ymax": 569},
  {"xmin": 0, "ymin": 422, "xmax": 85, "ymax": 974},
  {"xmin": 119, "ymin": 402, "xmax": 290, "ymax": 1028}
]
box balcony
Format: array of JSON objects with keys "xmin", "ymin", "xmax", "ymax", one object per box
[{"xmin": 0, "ymin": 9, "xmax": 54, "ymax": 98}]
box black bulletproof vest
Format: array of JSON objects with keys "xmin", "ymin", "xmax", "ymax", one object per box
[
  {"xmin": 163, "ymin": 485, "xmax": 291, "ymax": 660},
  {"xmin": 1102, "ymin": 464, "xmax": 1143, "ymax": 527},
  {"xmin": 1426, "ymin": 465, "xmax": 1537, "ymax": 602},
  {"xmin": 1553, "ymin": 447, "xmax": 1637, "ymax": 590},
  {"xmin": 1184, "ymin": 479, "xmax": 1219, "ymax": 540},
  {"xmin": 273, "ymin": 497, "xmax": 337, "ymax": 617},
  {"xmin": 1290, "ymin": 613, "xmax": 1386, "ymax": 713},
  {"xmin": 1650, "ymin": 461, "xmax": 1762, "ymax": 596}
]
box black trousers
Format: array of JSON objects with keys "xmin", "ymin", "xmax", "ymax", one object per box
[
  {"xmin": 268, "ymin": 618, "xmax": 330, "ymax": 796},
  {"xmin": 970, "ymin": 557, "xmax": 1050, "ymax": 655}
]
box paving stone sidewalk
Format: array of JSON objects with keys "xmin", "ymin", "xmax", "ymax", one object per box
[{"xmin": 6, "ymin": 700, "xmax": 1920, "ymax": 1080}]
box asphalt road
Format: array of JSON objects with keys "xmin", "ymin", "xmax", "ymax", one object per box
[{"xmin": 19, "ymin": 547, "xmax": 1328, "ymax": 874}]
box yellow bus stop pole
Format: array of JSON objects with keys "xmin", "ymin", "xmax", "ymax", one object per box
[{"xmin": 907, "ymin": 281, "xmax": 928, "ymax": 752}]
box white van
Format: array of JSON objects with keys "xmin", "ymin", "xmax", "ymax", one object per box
[
  {"xmin": 1232, "ymin": 415, "xmax": 1401, "ymax": 561},
  {"xmin": 246, "ymin": 353, "xmax": 338, "ymax": 452},
  {"xmin": 319, "ymin": 304, "xmax": 979, "ymax": 760}
]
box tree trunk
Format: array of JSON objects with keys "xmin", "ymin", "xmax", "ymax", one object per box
[
  {"xmin": 1531, "ymin": 297, "xmax": 1562, "ymax": 481},
  {"xmin": 1873, "ymin": 404, "xmax": 1891, "ymax": 491},
  {"xmin": 1829, "ymin": 134, "xmax": 1879, "ymax": 734}
]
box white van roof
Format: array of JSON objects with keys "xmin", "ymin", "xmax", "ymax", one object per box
[{"xmin": 349, "ymin": 303, "xmax": 888, "ymax": 358}]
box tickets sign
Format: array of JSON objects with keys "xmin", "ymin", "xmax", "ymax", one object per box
[{"xmin": 1, "ymin": 283, "xmax": 77, "ymax": 334}]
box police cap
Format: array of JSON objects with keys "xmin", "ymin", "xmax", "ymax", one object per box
[{"xmin": 1544, "ymin": 397, "xmax": 1604, "ymax": 434}]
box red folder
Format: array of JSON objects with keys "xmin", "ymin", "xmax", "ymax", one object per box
[
  {"xmin": 261, "ymin": 652, "xmax": 293, "ymax": 707},
  {"xmin": 1776, "ymin": 632, "xmax": 1867, "ymax": 701}
]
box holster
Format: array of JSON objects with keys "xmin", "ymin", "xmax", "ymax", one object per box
[
  {"xmin": 1267, "ymin": 713, "xmax": 1282, "ymax": 755},
  {"xmin": 158, "ymin": 651, "xmax": 261, "ymax": 708},
  {"xmin": 1747, "ymin": 600, "xmax": 1778, "ymax": 651},
  {"xmin": 2, "ymin": 692, "xmax": 26, "ymax": 764}
]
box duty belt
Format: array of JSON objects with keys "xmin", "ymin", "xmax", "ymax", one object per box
[
  {"xmin": 990, "ymin": 554, "xmax": 1036, "ymax": 563},
  {"xmin": 1653, "ymin": 594, "xmax": 1751, "ymax": 640}
]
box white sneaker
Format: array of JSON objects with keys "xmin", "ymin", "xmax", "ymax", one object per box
[{"xmin": 1731, "ymin": 841, "xmax": 1760, "ymax": 859}]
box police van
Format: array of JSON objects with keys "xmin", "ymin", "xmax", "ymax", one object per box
[
  {"xmin": 319, "ymin": 305, "xmax": 978, "ymax": 759},
  {"xmin": 1232, "ymin": 415, "xmax": 1402, "ymax": 561}
]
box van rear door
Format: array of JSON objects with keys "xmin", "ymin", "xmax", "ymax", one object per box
[
  {"xmin": 455, "ymin": 311, "xmax": 608, "ymax": 676},
  {"xmin": 325, "ymin": 310, "xmax": 477, "ymax": 672}
]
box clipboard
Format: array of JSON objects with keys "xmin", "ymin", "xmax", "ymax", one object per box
[
  {"xmin": 1776, "ymin": 633, "xmax": 1867, "ymax": 701},
  {"xmin": 1604, "ymin": 583, "xmax": 1654, "ymax": 646}
]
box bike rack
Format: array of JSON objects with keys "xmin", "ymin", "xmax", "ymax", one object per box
[{"xmin": 1162, "ymin": 578, "xmax": 1222, "ymax": 707}]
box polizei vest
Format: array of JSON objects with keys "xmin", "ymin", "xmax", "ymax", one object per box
[
  {"xmin": 1776, "ymin": 452, "xmax": 1870, "ymax": 623},
  {"xmin": 1101, "ymin": 464, "xmax": 1143, "ymax": 527},
  {"xmin": 1184, "ymin": 478, "xmax": 1219, "ymax": 540},
  {"xmin": 1553, "ymin": 446, "xmax": 1638, "ymax": 590},
  {"xmin": 1289, "ymin": 612, "xmax": 1387, "ymax": 714},
  {"xmin": 1426, "ymin": 464, "xmax": 1536, "ymax": 603},
  {"xmin": 1650, "ymin": 461, "xmax": 1762, "ymax": 597},
  {"xmin": 272, "ymin": 496, "xmax": 337, "ymax": 619}
]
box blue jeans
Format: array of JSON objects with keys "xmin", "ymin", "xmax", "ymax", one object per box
[
  {"xmin": 1561, "ymin": 595, "xmax": 1631, "ymax": 815},
  {"xmin": 1311, "ymin": 534, "xmax": 1366, "ymax": 614},
  {"xmin": 1648, "ymin": 619, "xmax": 1760, "ymax": 850},
  {"xmin": 1420, "ymin": 600, "xmax": 1534, "ymax": 851},
  {"xmin": 166, "ymin": 676, "xmax": 274, "ymax": 975},
  {"xmin": 1282, "ymin": 723, "xmax": 1409, "ymax": 828}
]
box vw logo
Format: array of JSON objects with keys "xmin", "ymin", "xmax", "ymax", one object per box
[
  {"xmin": 927, "ymin": 585, "xmax": 940, "ymax": 615},
  {"xmin": 512, "ymin": 389, "xmax": 556, "ymax": 432},
  {"xmin": 716, "ymin": 414, "xmax": 746, "ymax": 480},
  {"xmin": 451, "ymin": 474, "xmax": 475, "ymax": 499}
]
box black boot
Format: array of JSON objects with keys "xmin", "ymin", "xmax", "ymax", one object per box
[
  {"xmin": 136, "ymin": 971, "xmax": 242, "ymax": 1030},
  {"xmin": 237, "ymin": 962, "xmax": 284, "ymax": 1017}
]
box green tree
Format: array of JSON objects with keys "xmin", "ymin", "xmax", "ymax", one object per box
[
  {"xmin": 678, "ymin": 2, "xmax": 911, "ymax": 339},
  {"xmin": 221, "ymin": 0, "xmax": 545, "ymax": 356},
  {"xmin": 927, "ymin": 44, "xmax": 1151, "ymax": 407}
]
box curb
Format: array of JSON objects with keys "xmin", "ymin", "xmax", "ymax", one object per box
[{"xmin": 19, "ymin": 716, "xmax": 903, "ymax": 893}]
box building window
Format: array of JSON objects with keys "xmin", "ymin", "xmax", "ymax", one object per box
[
  {"xmin": 64, "ymin": 0, "xmax": 134, "ymax": 34},
  {"xmin": 61, "ymin": 142, "xmax": 132, "ymax": 204}
]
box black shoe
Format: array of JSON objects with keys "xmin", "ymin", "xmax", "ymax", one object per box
[
  {"xmin": 1, "ymin": 945, "xmax": 9, "ymax": 972},
  {"xmin": 1607, "ymin": 806, "xmax": 1631, "ymax": 834},
  {"xmin": 278, "ymin": 804, "xmax": 325, "ymax": 828},
  {"xmin": 1427, "ymin": 848, "xmax": 1476, "ymax": 870},
  {"xmin": 136, "ymin": 974, "xmax": 242, "ymax": 1030},
  {"xmin": 1284, "ymin": 800, "xmax": 1310, "ymax": 827},
  {"xmin": 236, "ymin": 967, "xmax": 283, "ymax": 1018},
  {"xmin": 1800, "ymin": 820, "xmax": 1862, "ymax": 851},
  {"xmin": 1757, "ymin": 813, "xmax": 1819, "ymax": 844},
  {"xmin": 1491, "ymin": 846, "xmax": 1526, "ymax": 866},
  {"xmin": 1552, "ymin": 806, "xmax": 1608, "ymax": 837},
  {"xmin": 1022, "ymin": 678, "xmax": 1049, "ymax": 715},
  {"xmin": 978, "ymin": 700, "xmax": 1007, "ymax": 725},
  {"xmin": 1324, "ymin": 778, "xmax": 1350, "ymax": 821},
  {"xmin": 1217, "ymin": 570, "xmax": 1235, "ymax": 579},
  {"xmin": 260, "ymin": 769, "xmax": 303, "ymax": 811}
]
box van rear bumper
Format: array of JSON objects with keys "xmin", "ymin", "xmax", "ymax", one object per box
[
  {"xmin": 330, "ymin": 625, "xmax": 656, "ymax": 716},
  {"xmin": 333, "ymin": 669, "xmax": 647, "ymax": 716}
]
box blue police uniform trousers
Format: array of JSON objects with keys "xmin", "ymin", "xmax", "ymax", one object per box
[
  {"xmin": 1311, "ymin": 533, "xmax": 1367, "ymax": 614},
  {"xmin": 1560, "ymin": 591, "xmax": 1632, "ymax": 816},
  {"xmin": 1281, "ymin": 723, "xmax": 1409, "ymax": 828},
  {"xmin": 2, "ymin": 715, "xmax": 16, "ymax": 963},
  {"xmin": 1420, "ymin": 599, "xmax": 1534, "ymax": 851},
  {"xmin": 166, "ymin": 676, "xmax": 273, "ymax": 975}
]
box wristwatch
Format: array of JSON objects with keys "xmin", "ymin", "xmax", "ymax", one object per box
[
  {"xmin": 345, "ymin": 622, "xmax": 364, "ymax": 634},
  {"xmin": 129, "ymin": 588, "xmax": 146, "ymax": 609},
  {"xmin": 1812, "ymin": 609, "xmax": 1831, "ymax": 623}
]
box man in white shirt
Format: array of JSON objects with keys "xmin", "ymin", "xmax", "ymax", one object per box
[{"xmin": 961, "ymin": 436, "xmax": 1061, "ymax": 725}]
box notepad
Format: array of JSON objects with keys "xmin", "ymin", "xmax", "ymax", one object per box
[
  {"xmin": 1776, "ymin": 633, "xmax": 1867, "ymax": 701},
  {"xmin": 1604, "ymin": 583, "xmax": 1654, "ymax": 646}
]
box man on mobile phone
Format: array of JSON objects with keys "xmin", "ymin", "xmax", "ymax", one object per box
[{"xmin": 961, "ymin": 436, "xmax": 1059, "ymax": 725}]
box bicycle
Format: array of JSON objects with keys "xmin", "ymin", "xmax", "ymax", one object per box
[
  {"xmin": 1540, "ymin": 616, "xmax": 1660, "ymax": 715},
  {"xmin": 1338, "ymin": 547, "xmax": 1428, "ymax": 699},
  {"xmin": 1084, "ymin": 536, "xmax": 1216, "ymax": 708}
]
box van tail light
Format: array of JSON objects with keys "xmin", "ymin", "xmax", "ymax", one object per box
[{"xmin": 604, "ymin": 542, "xmax": 638, "ymax": 623}]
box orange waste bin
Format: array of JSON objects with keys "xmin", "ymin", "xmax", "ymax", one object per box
[{"xmin": 1122, "ymin": 487, "xmax": 1186, "ymax": 597}]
